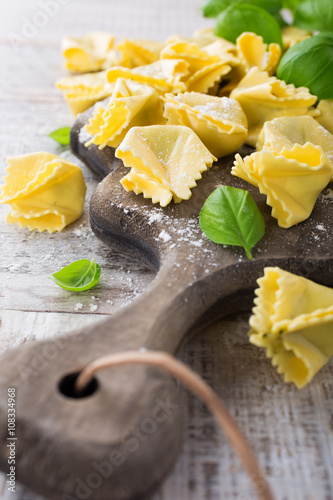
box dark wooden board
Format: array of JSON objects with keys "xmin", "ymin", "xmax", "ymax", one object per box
[{"xmin": 0, "ymin": 104, "xmax": 333, "ymax": 500}]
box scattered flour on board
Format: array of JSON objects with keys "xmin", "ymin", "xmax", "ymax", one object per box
[
  {"xmin": 148, "ymin": 212, "xmax": 163, "ymax": 224},
  {"xmin": 79, "ymin": 128, "xmax": 93, "ymax": 143},
  {"xmin": 159, "ymin": 230, "xmax": 172, "ymax": 242}
]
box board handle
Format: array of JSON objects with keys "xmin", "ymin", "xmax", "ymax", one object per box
[
  {"xmin": 0, "ymin": 250, "xmax": 257, "ymax": 500},
  {"xmin": 0, "ymin": 255, "xmax": 214, "ymax": 500}
]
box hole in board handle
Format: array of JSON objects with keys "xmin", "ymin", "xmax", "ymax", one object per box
[{"xmin": 59, "ymin": 371, "xmax": 98, "ymax": 399}]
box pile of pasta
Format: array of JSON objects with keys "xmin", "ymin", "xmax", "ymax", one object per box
[{"xmin": 59, "ymin": 27, "xmax": 333, "ymax": 225}]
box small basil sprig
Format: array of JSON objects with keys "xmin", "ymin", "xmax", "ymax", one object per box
[
  {"xmin": 277, "ymin": 33, "xmax": 333, "ymax": 100},
  {"xmin": 200, "ymin": 186, "xmax": 265, "ymax": 260},
  {"xmin": 201, "ymin": 0, "xmax": 282, "ymax": 18},
  {"xmin": 50, "ymin": 258, "xmax": 101, "ymax": 291},
  {"xmin": 214, "ymin": 4, "xmax": 283, "ymax": 46},
  {"xmin": 293, "ymin": 0, "xmax": 333, "ymax": 32},
  {"xmin": 49, "ymin": 126, "xmax": 71, "ymax": 146}
]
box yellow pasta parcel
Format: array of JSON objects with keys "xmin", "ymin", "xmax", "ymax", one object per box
[
  {"xmin": 249, "ymin": 267, "xmax": 333, "ymax": 388},
  {"xmin": 203, "ymin": 38, "xmax": 244, "ymax": 96},
  {"xmin": 0, "ymin": 153, "xmax": 86, "ymax": 233},
  {"xmin": 56, "ymin": 71, "xmax": 114, "ymax": 115},
  {"xmin": 257, "ymin": 116, "xmax": 333, "ymax": 170},
  {"xmin": 236, "ymin": 32, "xmax": 281, "ymax": 76},
  {"xmin": 84, "ymin": 78, "xmax": 165, "ymax": 149},
  {"xmin": 230, "ymin": 67, "xmax": 318, "ymax": 146},
  {"xmin": 116, "ymin": 125, "xmax": 216, "ymax": 206},
  {"xmin": 192, "ymin": 27, "xmax": 219, "ymax": 47},
  {"xmin": 107, "ymin": 59, "xmax": 189, "ymax": 95},
  {"xmin": 163, "ymin": 92, "xmax": 247, "ymax": 158},
  {"xmin": 281, "ymin": 26, "xmax": 312, "ymax": 50},
  {"xmin": 160, "ymin": 41, "xmax": 232, "ymax": 94},
  {"xmin": 316, "ymin": 100, "xmax": 333, "ymax": 135},
  {"xmin": 116, "ymin": 39, "xmax": 164, "ymax": 69},
  {"xmin": 62, "ymin": 32, "xmax": 115, "ymax": 73},
  {"xmin": 233, "ymin": 116, "xmax": 333, "ymax": 227},
  {"xmin": 233, "ymin": 143, "xmax": 333, "ymax": 228},
  {"xmin": 203, "ymin": 38, "xmax": 239, "ymax": 65},
  {"xmin": 166, "ymin": 28, "xmax": 220, "ymax": 49}
]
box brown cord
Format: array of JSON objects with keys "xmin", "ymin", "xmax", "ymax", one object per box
[{"xmin": 76, "ymin": 350, "xmax": 275, "ymax": 500}]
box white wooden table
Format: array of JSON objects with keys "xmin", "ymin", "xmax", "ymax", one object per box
[{"xmin": 1, "ymin": 1, "xmax": 333, "ymax": 499}]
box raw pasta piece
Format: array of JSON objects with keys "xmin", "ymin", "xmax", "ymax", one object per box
[
  {"xmin": 232, "ymin": 143, "xmax": 333, "ymax": 227},
  {"xmin": 166, "ymin": 28, "xmax": 220, "ymax": 48},
  {"xmin": 236, "ymin": 32, "xmax": 281, "ymax": 75},
  {"xmin": 56, "ymin": 71, "xmax": 114, "ymax": 115},
  {"xmin": 121, "ymin": 170, "xmax": 173, "ymax": 206},
  {"xmin": 163, "ymin": 92, "xmax": 247, "ymax": 158},
  {"xmin": 249, "ymin": 267, "xmax": 333, "ymax": 388},
  {"xmin": 107, "ymin": 59, "xmax": 188, "ymax": 95},
  {"xmin": 192, "ymin": 27, "xmax": 219, "ymax": 47},
  {"xmin": 116, "ymin": 39, "xmax": 164, "ymax": 69},
  {"xmin": 116, "ymin": 125, "xmax": 216, "ymax": 206},
  {"xmin": 203, "ymin": 38, "xmax": 244, "ymax": 96},
  {"xmin": 316, "ymin": 100, "xmax": 333, "ymax": 135},
  {"xmin": 85, "ymin": 78, "xmax": 165, "ymax": 149},
  {"xmin": 230, "ymin": 67, "xmax": 318, "ymax": 146},
  {"xmin": 0, "ymin": 153, "xmax": 86, "ymax": 233},
  {"xmin": 160, "ymin": 41, "xmax": 232, "ymax": 93},
  {"xmin": 281, "ymin": 26, "xmax": 312, "ymax": 50},
  {"xmin": 62, "ymin": 32, "xmax": 115, "ymax": 72},
  {"xmin": 196, "ymin": 38, "xmax": 239, "ymax": 66},
  {"xmin": 257, "ymin": 116, "xmax": 333, "ymax": 169}
]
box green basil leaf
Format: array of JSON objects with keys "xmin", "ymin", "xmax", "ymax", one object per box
[
  {"xmin": 215, "ymin": 4, "xmax": 283, "ymax": 46},
  {"xmin": 277, "ymin": 33, "xmax": 333, "ymax": 100},
  {"xmin": 201, "ymin": 0, "xmax": 282, "ymax": 18},
  {"xmin": 293, "ymin": 0, "xmax": 333, "ymax": 32},
  {"xmin": 202, "ymin": 0, "xmax": 230, "ymax": 17},
  {"xmin": 50, "ymin": 258, "xmax": 101, "ymax": 291},
  {"xmin": 282, "ymin": 0, "xmax": 302, "ymax": 9},
  {"xmin": 200, "ymin": 186, "xmax": 265, "ymax": 260},
  {"xmin": 49, "ymin": 126, "xmax": 71, "ymax": 146}
]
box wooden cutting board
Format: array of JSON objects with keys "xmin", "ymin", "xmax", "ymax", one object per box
[{"xmin": 0, "ymin": 103, "xmax": 332, "ymax": 500}]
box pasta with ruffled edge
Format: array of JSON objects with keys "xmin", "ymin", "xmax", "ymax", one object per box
[
  {"xmin": 160, "ymin": 40, "xmax": 233, "ymax": 94},
  {"xmin": 84, "ymin": 78, "xmax": 165, "ymax": 149},
  {"xmin": 162, "ymin": 92, "xmax": 247, "ymax": 158},
  {"xmin": 107, "ymin": 59, "xmax": 189, "ymax": 96},
  {"xmin": 0, "ymin": 153, "xmax": 86, "ymax": 233},
  {"xmin": 249, "ymin": 267, "xmax": 333, "ymax": 388},
  {"xmin": 166, "ymin": 27, "xmax": 220, "ymax": 50},
  {"xmin": 257, "ymin": 116, "xmax": 333, "ymax": 171},
  {"xmin": 233, "ymin": 116, "xmax": 333, "ymax": 227},
  {"xmin": 236, "ymin": 32, "xmax": 281, "ymax": 76},
  {"xmin": 233, "ymin": 143, "xmax": 333, "ymax": 228},
  {"xmin": 281, "ymin": 26, "xmax": 312, "ymax": 50},
  {"xmin": 56, "ymin": 71, "xmax": 114, "ymax": 116},
  {"xmin": 316, "ymin": 100, "xmax": 333, "ymax": 135},
  {"xmin": 62, "ymin": 32, "xmax": 115, "ymax": 73},
  {"xmin": 230, "ymin": 67, "xmax": 318, "ymax": 147},
  {"xmin": 116, "ymin": 39, "xmax": 164, "ymax": 69},
  {"xmin": 116, "ymin": 125, "xmax": 216, "ymax": 207}
]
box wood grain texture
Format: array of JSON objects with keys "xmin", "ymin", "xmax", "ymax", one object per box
[{"xmin": 0, "ymin": 1, "xmax": 333, "ymax": 499}]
